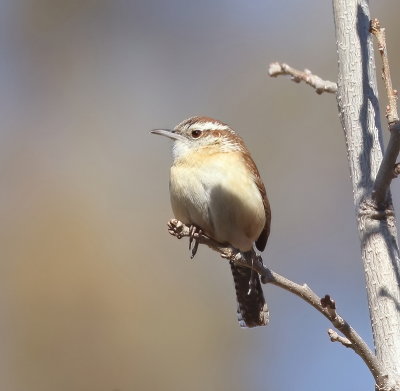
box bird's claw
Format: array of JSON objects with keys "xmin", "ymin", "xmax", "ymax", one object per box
[
  {"xmin": 188, "ymin": 225, "xmax": 196, "ymax": 250},
  {"xmin": 189, "ymin": 225, "xmax": 202, "ymax": 259}
]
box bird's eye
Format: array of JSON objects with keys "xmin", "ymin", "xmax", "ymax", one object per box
[{"xmin": 191, "ymin": 129, "xmax": 202, "ymax": 138}]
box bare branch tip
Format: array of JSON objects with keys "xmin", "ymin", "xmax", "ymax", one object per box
[
  {"xmin": 268, "ymin": 62, "xmax": 282, "ymax": 77},
  {"xmin": 328, "ymin": 329, "xmax": 352, "ymax": 348},
  {"xmin": 369, "ymin": 18, "xmax": 381, "ymax": 34}
]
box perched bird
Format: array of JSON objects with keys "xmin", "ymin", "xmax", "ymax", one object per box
[{"xmin": 151, "ymin": 116, "xmax": 271, "ymax": 327}]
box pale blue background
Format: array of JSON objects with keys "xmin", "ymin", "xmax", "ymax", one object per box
[{"xmin": 0, "ymin": 1, "xmax": 399, "ymax": 390}]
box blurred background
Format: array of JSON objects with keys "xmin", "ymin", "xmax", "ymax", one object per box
[{"xmin": 0, "ymin": 1, "xmax": 399, "ymax": 390}]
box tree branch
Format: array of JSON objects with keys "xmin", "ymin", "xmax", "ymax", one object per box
[
  {"xmin": 332, "ymin": 3, "xmax": 400, "ymax": 388},
  {"xmin": 328, "ymin": 329, "xmax": 352, "ymax": 348},
  {"xmin": 167, "ymin": 218, "xmax": 389, "ymax": 390},
  {"xmin": 370, "ymin": 19, "xmax": 398, "ymax": 124},
  {"xmin": 370, "ymin": 19, "xmax": 400, "ymax": 209},
  {"xmin": 268, "ymin": 62, "xmax": 337, "ymax": 94}
]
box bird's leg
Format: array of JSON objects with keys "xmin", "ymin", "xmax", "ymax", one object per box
[{"xmin": 189, "ymin": 225, "xmax": 202, "ymax": 259}]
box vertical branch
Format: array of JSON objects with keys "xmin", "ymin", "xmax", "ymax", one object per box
[
  {"xmin": 332, "ymin": 0, "xmax": 400, "ymax": 389},
  {"xmin": 370, "ymin": 19, "xmax": 398, "ymax": 124}
]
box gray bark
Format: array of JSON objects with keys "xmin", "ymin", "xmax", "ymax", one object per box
[{"xmin": 332, "ymin": 0, "xmax": 400, "ymax": 388}]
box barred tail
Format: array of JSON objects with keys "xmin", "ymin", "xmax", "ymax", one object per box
[{"xmin": 230, "ymin": 262, "xmax": 269, "ymax": 328}]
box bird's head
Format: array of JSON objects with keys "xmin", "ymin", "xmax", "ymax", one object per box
[{"xmin": 151, "ymin": 116, "xmax": 245, "ymax": 161}]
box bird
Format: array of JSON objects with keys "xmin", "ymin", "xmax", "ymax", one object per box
[{"xmin": 151, "ymin": 116, "xmax": 271, "ymax": 327}]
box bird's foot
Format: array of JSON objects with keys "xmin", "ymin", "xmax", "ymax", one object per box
[
  {"xmin": 167, "ymin": 219, "xmax": 185, "ymax": 239},
  {"xmin": 167, "ymin": 220, "xmax": 202, "ymax": 259},
  {"xmin": 189, "ymin": 225, "xmax": 202, "ymax": 259}
]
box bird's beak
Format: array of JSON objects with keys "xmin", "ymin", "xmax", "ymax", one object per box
[{"xmin": 150, "ymin": 129, "xmax": 185, "ymax": 142}]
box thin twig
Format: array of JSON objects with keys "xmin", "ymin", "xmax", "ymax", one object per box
[
  {"xmin": 370, "ymin": 19, "xmax": 398, "ymax": 124},
  {"xmin": 268, "ymin": 62, "xmax": 337, "ymax": 94},
  {"xmin": 167, "ymin": 219, "xmax": 388, "ymax": 389},
  {"xmin": 370, "ymin": 19, "xmax": 400, "ymax": 209},
  {"xmin": 328, "ymin": 329, "xmax": 352, "ymax": 348}
]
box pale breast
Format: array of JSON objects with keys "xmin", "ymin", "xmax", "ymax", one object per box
[
  {"xmin": 169, "ymin": 151, "xmax": 265, "ymax": 251},
  {"xmin": 169, "ymin": 163, "xmax": 214, "ymax": 234}
]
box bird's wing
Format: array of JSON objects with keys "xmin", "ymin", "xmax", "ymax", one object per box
[{"xmin": 241, "ymin": 153, "xmax": 271, "ymax": 252}]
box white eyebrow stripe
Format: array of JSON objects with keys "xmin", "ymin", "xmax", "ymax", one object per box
[
  {"xmin": 194, "ymin": 122, "xmax": 230, "ymax": 131},
  {"xmin": 174, "ymin": 117, "xmax": 237, "ymax": 134}
]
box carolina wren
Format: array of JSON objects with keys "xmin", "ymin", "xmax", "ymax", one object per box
[{"xmin": 151, "ymin": 116, "xmax": 271, "ymax": 327}]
